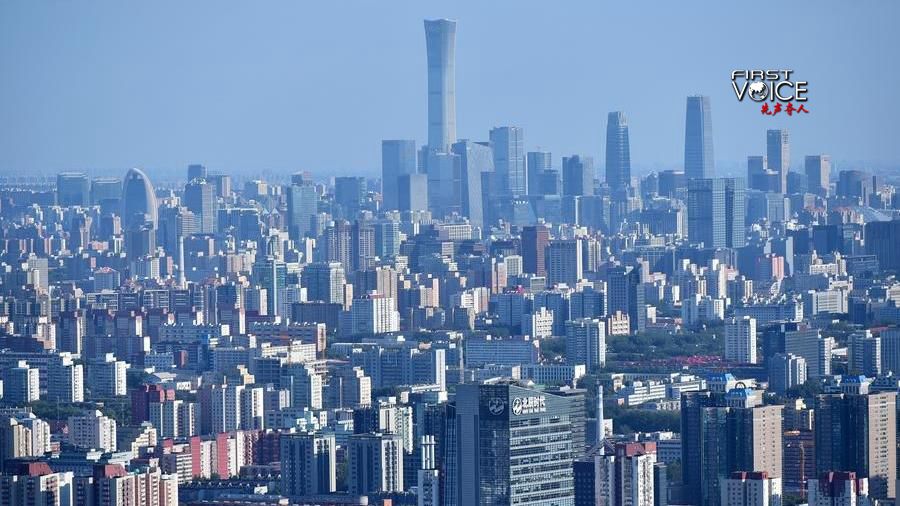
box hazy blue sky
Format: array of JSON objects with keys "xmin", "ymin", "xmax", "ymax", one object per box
[{"xmin": 1, "ymin": 1, "xmax": 898, "ymax": 179}]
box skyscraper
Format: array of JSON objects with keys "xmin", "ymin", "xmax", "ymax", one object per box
[
  {"xmin": 424, "ymin": 19, "xmax": 457, "ymax": 153},
  {"xmin": 562, "ymin": 155, "xmax": 594, "ymax": 196},
  {"xmin": 382, "ymin": 140, "xmax": 417, "ymax": 211},
  {"xmin": 684, "ymin": 95, "xmax": 714, "ymax": 180},
  {"xmin": 546, "ymin": 239, "xmax": 583, "ymax": 286},
  {"xmin": 521, "ymin": 225, "xmax": 550, "ymax": 276},
  {"xmin": 804, "ymin": 154, "xmax": 831, "ymax": 197},
  {"xmin": 766, "ymin": 129, "xmax": 790, "ymax": 193},
  {"xmin": 184, "ymin": 178, "xmax": 217, "ymax": 234},
  {"xmin": 334, "ymin": 176, "xmax": 366, "ymax": 220},
  {"xmin": 605, "ymin": 111, "xmax": 631, "ymax": 189},
  {"xmin": 687, "ymin": 178, "xmax": 746, "ymax": 249},
  {"xmin": 121, "ymin": 168, "xmax": 158, "ymax": 230},
  {"xmin": 452, "ymin": 139, "xmax": 493, "ymax": 228},
  {"xmin": 526, "ymin": 151, "xmax": 552, "ymax": 196},
  {"xmin": 448, "ymin": 381, "xmax": 578, "ymax": 505},
  {"xmin": 490, "ymin": 126, "xmax": 526, "ymax": 197},
  {"xmin": 398, "ymin": 173, "xmax": 429, "ymax": 212},
  {"xmin": 286, "ymin": 182, "xmax": 319, "ymax": 241},
  {"xmin": 607, "ymin": 265, "xmax": 642, "ymax": 332},
  {"xmin": 56, "ymin": 172, "xmax": 90, "ymax": 207},
  {"xmin": 815, "ymin": 392, "xmax": 896, "ymax": 500}
]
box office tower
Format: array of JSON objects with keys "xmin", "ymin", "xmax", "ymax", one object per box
[
  {"xmin": 187, "ymin": 163, "xmax": 207, "ymax": 181},
  {"xmin": 280, "ymin": 432, "xmax": 337, "ymax": 497},
  {"xmin": 56, "ymin": 172, "xmax": 90, "ymax": 207},
  {"xmin": 546, "ymin": 239, "xmax": 583, "ymax": 286},
  {"xmin": 121, "ymin": 168, "xmax": 158, "ymax": 230},
  {"xmin": 253, "ymin": 256, "xmax": 287, "ymax": 316},
  {"xmin": 766, "ymin": 130, "xmax": 790, "ymax": 193},
  {"xmin": 448, "ymin": 381, "xmax": 578, "ymax": 505},
  {"xmin": 373, "ymin": 220, "xmax": 401, "ymax": 258},
  {"xmin": 725, "ymin": 316, "xmax": 757, "ymax": 364},
  {"xmin": 90, "ymin": 177, "xmax": 122, "ymax": 205},
  {"xmin": 837, "ymin": 169, "xmax": 877, "ymax": 205},
  {"xmin": 527, "ymin": 151, "xmax": 552, "ymax": 196},
  {"xmin": 807, "ymin": 472, "xmax": 870, "ymax": 506},
  {"xmin": 347, "ymin": 433, "xmax": 405, "ymax": 495},
  {"xmin": 286, "ymin": 182, "xmax": 319, "ymax": 241},
  {"xmin": 864, "ymin": 219, "xmax": 900, "ymax": 271},
  {"xmin": 2, "ymin": 361, "xmax": 40, "ymax": 404},
  {"xmin": 607, "ymin": 265, "xmax": 642, "ymax": 333},
  {"xmin": 563, "ymin": 155, "xmax": 595, "ymax": 196},
  {"xmin": 785, "ymin": 328, "xmax": 834, "ymax": 379},
  {"xmin": 452, "ymin": 139, "xmax": 494, "ymax": 228},
  {"xmin": 881, "ymin": 328, "xmax": 900, "ymax": 375},
  {"xmin": 184, "ymin": 178, "xmax": 217, "ymax": 234},
  {"xmin": 681, "ymin": 389, "xmax": 783, "ymax": 506},
  {"xmin": 721, "ymin": 472, "xmax": 782, "ymax": 506},
  {"xmin": 490, "ymin": 126, "xmax": 526, "ymax": 197},
  {"xmin": 334, "ymin": 176, "xmax": 366, "ymax": 220},
  {"xmin": 746, "ymin": 156, "xmax": 773, "ymax": 191},
  {"xmin": 382, "ymin": 140, "xmax": 418, "ymax": 211},
  {"xmin": 658, "ymin": 169, "xmax": 686, "ymax": 197},
  {"xmin": 768, "ymin": 353, "xmax": 807, "ymax": 395},
  {"xmin": 303, "ymin": 262, "xmax": 346, "ymax": 304},
  {"xmin": 426, "ymin": 151, "xmax": 462, "ymax": 218},
  {"xmin": 208, "ymin": 173, "xmax": 232, "ymax": 199},
  {"xmin": 424, "ymin": 19, "xmax": 456, "ymax": 153},
  {"xmin": 522, "ymin": 225, "xmax": 550, "ymax": 276},
  {"xmin": 606, "ymin": 111, "xmax": 631, "ymax": 189},
  {"xmin": 684, "ymin": 95, "xmax": 714, "ymax": 180},
  {"xmin": 848, "ymin": 331, "xmax": 881, "ymax": 376},
  {"xmin": 348, "ymin": 294, "xmax": 400, "ymax": 335},
  {"xmin": 574, "ymin": 442, "xmax": 658, "ymax": 506},
  {"xmin": 815, "ymin": 392, "xmax": 896, "ymax": 499},
  {"xmin": 687, "ymin": 178, "xmax": 746, "ymax": 249},
  {"xmin": 804, "ymin": 155, "xmax": 830, "ymax": 197},
  {"xmin": 398, "ymin": 173, "xmax": 429, "ymax": 212},
  {"xmin": 68, "ymin": 410, "xmax": 117, "ymax": 452},
  {"xmin": 565, "ymin": 318, "xmax": 606, "ymax": 370}
]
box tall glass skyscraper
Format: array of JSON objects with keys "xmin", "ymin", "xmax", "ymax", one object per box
[
  {"xmin": 381, "ymin": 140, "xmax": 417, "ymax": 211},
  {"xmin": 452, "ymin": 139, "xmax": 494, "ymax": 228},
  {"xmin": 605, "ymin": 111, "xmax": 631, "ymax": 189},
  {"xmin": 766, "ymin": 129, "xmax": 790, "ymax": 193},
  {"xmin": 687, "ymin": 177, "xmax": 746, "ymax": 249},
  {"xmin": 424, "ymin": 19, "xmax": 457, "ymax": 153},
  {"xmin": 684, "ymin": 95, "xmax": 714, "ymax": 180},
  {"xmin": 526, "ymin": 151, "xmax": 552, "ymax": 196},
  {"xmin": 489, "ymin": 126, "xmax": 526, "ymax": 197}
]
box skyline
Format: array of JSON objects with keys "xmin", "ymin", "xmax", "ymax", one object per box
[{"xmin": 1, "ymin": 1, "xmax": 899, "ymax": 178}]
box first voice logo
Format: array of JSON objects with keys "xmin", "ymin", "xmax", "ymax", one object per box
[{"xmin": 731, "ymin": 69, "xmax": 810, "ymax": 116}]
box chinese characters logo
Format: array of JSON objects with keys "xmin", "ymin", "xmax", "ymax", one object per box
[{"xmin": 731, "ymin": 69, "xmax": 809, "ymax": 116}]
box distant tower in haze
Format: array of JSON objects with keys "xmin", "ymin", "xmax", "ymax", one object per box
[
  {"xmin": 605, "ymin": 111, "xmax": 631, "ymax": 189},
  {"xmin": 381, "ymin": 140, "xmax": 417, "ymax": 211},
  {"xmin": 424, "ymin": 19, "xmax": 457, "ymax": 153},
  {"xmin": 490, "ymin": 126, "xmax": 526, "ymax": 197},
  {"xmin": 766, "ymin": 129, "xmax": 790, "ymax": 193},
  {"xmin": 122, "ymin": 168, "xmax": 158, "ymax": 231},
  {"xmin": 684, "ymin": 95, "xmax": 714, "ymax": 180}
]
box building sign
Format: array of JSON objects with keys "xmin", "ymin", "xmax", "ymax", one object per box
[{"xmin": 511, "ymin": 395, "xmax": 546, "ymax": 416}]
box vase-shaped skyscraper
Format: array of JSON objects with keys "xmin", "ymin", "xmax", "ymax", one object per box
[{"xmin": 424, "ymin": 19, "xmax": 457, "ymax": 154}]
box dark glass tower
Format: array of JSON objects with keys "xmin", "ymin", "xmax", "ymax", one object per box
[
  {"xmin": 605, "ymin": 111, "xmax": 631, "ymax": 189},
  {"xmin": 684, "ymin": 95, "xmax": 714, "ymax": 180}
]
